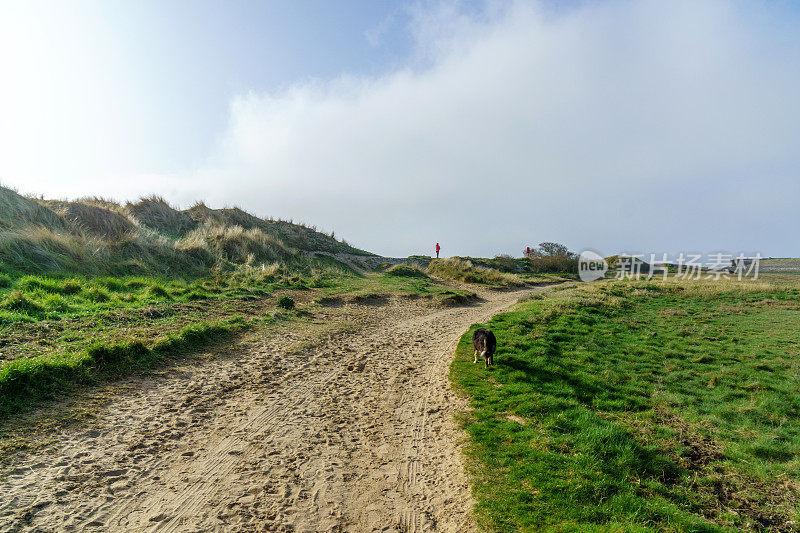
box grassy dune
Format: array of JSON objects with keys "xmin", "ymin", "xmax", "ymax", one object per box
[
  {"xmin": 452, "ymin": 277, "xmax": 800, "ymax": 531},
  {"xmin": 427, "ymin": 257, "xmax": 526, "ymax": 288},
  {"xmin": 0, "ymin": 186, "xmax": 368, "ymax": 276}
]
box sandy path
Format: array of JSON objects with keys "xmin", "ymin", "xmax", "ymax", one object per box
[{"xmin": 1, "ymin": 287, "xmax": 534, "ymax": 532}]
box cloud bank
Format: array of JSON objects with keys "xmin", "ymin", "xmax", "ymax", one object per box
[{"xmin": 72, "ymin": 1, "xmax": 800, "ymax": 256}]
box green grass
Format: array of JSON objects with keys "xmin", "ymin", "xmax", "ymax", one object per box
[
  {"xmin": 0, "ymin": 267, "xmax": 342, "ymax": 325},
  {"xmin": 451, "ymin": 278, "xmax": 800, "ymax": 531},
  {"xmin": 760, "ymin": 258, "xmax": 800, "ymax": 274},
  {"xmin": 0, "ymin": 316, "xmax": 249, "ymax": 420}
]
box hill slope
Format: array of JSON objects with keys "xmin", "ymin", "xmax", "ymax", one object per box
[{"xmin": 0, "ymin": 186, "xmax": 371, "ymax": 276}]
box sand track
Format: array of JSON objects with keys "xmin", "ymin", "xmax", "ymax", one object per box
[{"xmin": 1, "ymin": 287, "xmax": 534, "ymax": 532}]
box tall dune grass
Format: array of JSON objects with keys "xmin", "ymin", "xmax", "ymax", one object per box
[{"xmin": 0, "ymin": 186, "xmax": 366, "ymax": 277}]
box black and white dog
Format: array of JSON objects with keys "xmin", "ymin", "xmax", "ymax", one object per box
[{"xmin": 472, "ymin": 328, "xmax": 497, "ymax": 368}]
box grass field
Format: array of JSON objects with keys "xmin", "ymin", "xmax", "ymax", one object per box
[
  {"xmin": 452, "ymin": 277, "xmax": 800, "ymax": 531},
  {"xmin": 761, "ymin": 258, "xmax": 800, "ymax": 274}
]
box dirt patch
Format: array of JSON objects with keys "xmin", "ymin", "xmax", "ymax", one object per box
[
  {"xmin": 505, "ymin": 413, "xmax": 526, "ymax": 425},
  {"xmin": 314, "ymin": 295, "xmax": 344, "ymax": 307},
  {"xmin": 652, "ymin": 409, "xmax": 723, "ymax": 469},
  {"xmin": 348, "ymin": 293, "xmax": 390, "ymax": 306}
]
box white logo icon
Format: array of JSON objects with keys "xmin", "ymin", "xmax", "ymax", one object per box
[{"xmin": 578, "ymin": 250, "xmax": 608, "ymax": 282}]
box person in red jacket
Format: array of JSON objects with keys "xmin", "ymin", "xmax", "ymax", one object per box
[{"xmin": 435, "ymin": 242, "xmax": 440, "ymax": 258}]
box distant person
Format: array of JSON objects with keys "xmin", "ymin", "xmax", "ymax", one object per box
[{"xmin": 435, "ymin": 242, "xmax": 440, "ymax": 258}]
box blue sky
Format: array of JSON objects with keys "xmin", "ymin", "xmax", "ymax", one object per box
[{"xmin": 1, "ymin": 0, "xmax": 799, "ymax": 258}]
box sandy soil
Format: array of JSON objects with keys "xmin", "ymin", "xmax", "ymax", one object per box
[{"xmin": 1, "ymin": 287, "xmax": 535, "ymax": 532}]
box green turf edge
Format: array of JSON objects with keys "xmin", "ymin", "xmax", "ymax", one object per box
[{"xmin": 0, "ymin": 316, "xmax": 249, "ymax": 421}]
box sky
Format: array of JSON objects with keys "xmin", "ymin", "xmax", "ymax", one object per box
[{"xmin": 1, "ymin": 0, "xmax": 799, "ymax": 258}]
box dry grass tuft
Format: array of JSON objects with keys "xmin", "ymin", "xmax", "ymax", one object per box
[
  {"xmin": 126, "ymin": 196, "xmax": 197, "ymax": 237},
  {"xmin": 44, "ymin": 200, "xmax": 137, "ymax": 239}
]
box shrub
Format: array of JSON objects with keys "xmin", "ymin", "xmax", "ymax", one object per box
[
  {"xmin": 525, "ymin": 242, "xmax": 579, "ymax": 273},
  {"xmin": 491, "ymin": 254, "xmax": 519, "ymax": 272},
  {"xmin": 277, "ymin": 296, "xmax": 295, "ymax": 310},
  {"xmin": 373, "ymin": 261, "xmax": 392, "ymax": 272},
  {"xmin": 0, "ymin": 274, "xmax": 12, "ymax": 288},
  {"xmin": 98, "ymin": 277, "xmax": 127, "ymax": 292},
  {"xmin": 125, "ymin": 279, "xmax": 148, "ymax": 289},
  {"xmin": 18, "ymin": 276, "xmax": 60, "ymax": 293},
  {"xmin": 528, "ymin": 255, "xmax": 578, "ymax": 273}
]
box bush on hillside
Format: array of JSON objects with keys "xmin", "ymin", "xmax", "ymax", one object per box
[
  {"xmin": 526, "ymin": 242, "xmax": 579, "ymax": 273},
  {"xmin": 491, "ymin": 254, "xmax": 519, "ymax": 272}
]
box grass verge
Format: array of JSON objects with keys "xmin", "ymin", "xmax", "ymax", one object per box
[
  {"xmin": 0, "ymin": 266, "xmax": 341, "ymax": 325},
  {"xmin": 0, "ymin": 316, "xmax": 248, "ymax": 420},
  {"xmin": 451, "ymin": 277, "xmax": 800, "ymax": 531}
]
